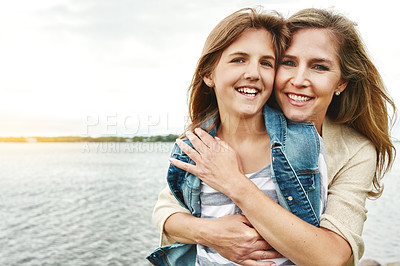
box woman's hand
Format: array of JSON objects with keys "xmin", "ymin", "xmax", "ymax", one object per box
[
  {"xmin": 203, "ymin": 214, "xmax": 282, "ymax": 265},
  {"xmin": 169, "ymin": 128, "xmax": 245, "ymax": 195},
  {"xmin": 165, "ymin": 213, "xmax": 282, "ymax": 266}
]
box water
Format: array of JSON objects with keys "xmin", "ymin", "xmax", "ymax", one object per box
[
  {"xmin": 0, "ymin": 142, "xmax": 399, "ymax": 265},
  {"xmin": 0, "ymin": 142, "xmax": 172, "ymax": 266},
  {"xmin": 363, "ymin": 154, "xmax": 400, "ymax": 264}
]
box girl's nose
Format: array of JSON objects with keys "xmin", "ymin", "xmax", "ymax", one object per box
[{"xmin": 243, "ymin": 62, "xmax": 260, "ymax": 81}]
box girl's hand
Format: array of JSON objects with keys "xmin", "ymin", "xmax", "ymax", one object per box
[{"xmin": 169, "ymin": 128, "xmax": 244, "ymax": 194}]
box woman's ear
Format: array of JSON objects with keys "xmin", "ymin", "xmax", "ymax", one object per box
[
  {"xmin": 338, "ymin": 79, "xmax": 348, "ymax": 93},
  {"xmin": 203, "ymin": 75, "xmax": 214, "ymax": 88}
]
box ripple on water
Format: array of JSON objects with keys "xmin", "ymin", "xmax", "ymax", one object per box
[{"xmin": 1, "ymin": 142, "xmax": 399, "ymax": 265}]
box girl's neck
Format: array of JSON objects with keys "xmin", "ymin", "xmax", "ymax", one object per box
[
  {"xmin": 216, "ymin": 113, "xmax": 267, "ymax": 145},
  {"xmin": 216, "ymin": 112, "xmax": 270, "ymax": 174}
]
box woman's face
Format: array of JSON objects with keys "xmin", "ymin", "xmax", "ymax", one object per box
[
  {"xmin": 274, "ymin": 28, "xmax": 347, "ymax": 133},
  {"xmin": 204, "ymin": 28, "xmax": 275, "ymax": 120}
]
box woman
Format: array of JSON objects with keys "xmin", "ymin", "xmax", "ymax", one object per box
[
  {"xmin": 151, "ymin": 7, "xmax": 396, "ymax": 266},
  {"xmin": 147, "ymin": 7, "xmax": 328, "ymax": 266}
]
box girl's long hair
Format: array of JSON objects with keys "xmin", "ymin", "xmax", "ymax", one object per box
[{"xmin": 186, "ymin": 7, "xmax": 289, "ymax": 133}]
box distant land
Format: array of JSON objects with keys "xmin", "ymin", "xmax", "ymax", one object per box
[
  {"xmin": 0, "ymin": 135, "xmax": 179, "ymax": 143},
  {"xmin": 1, "ymin": 135, "xmax": 399, "ymax": 143}
]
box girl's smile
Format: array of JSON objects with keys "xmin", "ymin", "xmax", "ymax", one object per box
[{"xmin": 204, "ymin": 28, "xmax": 276, "ymax": 120}]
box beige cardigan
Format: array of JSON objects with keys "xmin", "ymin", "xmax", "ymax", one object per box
[{"xmin": 152, "ymin": 118, "xmax": 376, "ymax": 266}]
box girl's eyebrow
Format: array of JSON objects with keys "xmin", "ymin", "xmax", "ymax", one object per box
[
  {"xmin": 282, "ymin": 54, "xmax": 297, "ymax": 60},
  {"xmin": 228, "ymin": 52, "xmax": 248, "ymax": 57},
  {"xmin": 228, "ymin": 51, "xmax": 275, "ymax": 61},
  {"xmin": 262, "ymin": 55, "xmax": 276, "ymax": 61}
]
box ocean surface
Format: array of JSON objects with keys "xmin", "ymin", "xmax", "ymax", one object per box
[{"xmin": 0, "ymin": 142, "xmax": 399, "ymax": 265}]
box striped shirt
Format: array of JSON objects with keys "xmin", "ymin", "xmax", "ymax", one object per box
[{"xmin": 196, "ymin": 136, "xmax": 328, "ymax": 265}]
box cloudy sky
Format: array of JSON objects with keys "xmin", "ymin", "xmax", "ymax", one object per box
[{"xmin": 1, "ymin": 0, "xmax": 399, "ymax": 138}]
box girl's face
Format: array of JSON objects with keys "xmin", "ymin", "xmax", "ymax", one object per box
[
  {"xmin": 274, "ymin": 28, "xmax": 348, "ymax": 133},
  {"xmin": 204, "ymin": 28, "xmax": 275, "ymax": 120}
]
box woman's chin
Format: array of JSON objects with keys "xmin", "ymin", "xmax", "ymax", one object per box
[{"xmin": 283, "ymin": 113, "xmax": 309, "ymax": 123}]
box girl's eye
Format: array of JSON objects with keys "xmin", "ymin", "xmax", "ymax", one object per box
[
  {"xmin": 261, "ymin": 61, "xmax": 273, "ymax": 68},
  {"xmin": 281, "ymin": 60, "xmax": 295, "ymax": 67},
  {"xmin": 231, "ymin": 58, "xmax": 245, "ymax": 63},
  {"xmin": 314, "ymin": 64, "xmax": 329, "ymax": 71}
]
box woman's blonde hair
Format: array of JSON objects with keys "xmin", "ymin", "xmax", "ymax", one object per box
[
  {"xmin": 286, "ymin": 8, "xmax": 396, "ymax": 198},
  {"xmin": 186, "ymin": 7, "xmax": 288, "ymax": 133}
]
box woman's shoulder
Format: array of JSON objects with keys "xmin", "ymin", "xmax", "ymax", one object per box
[
  {"xmin": 322, "ymin": 117, "xmax": 375, "ymax": 154},
  {"xmin": 322, "ymin": 117, "xmax": 376, "ymax": 183}
]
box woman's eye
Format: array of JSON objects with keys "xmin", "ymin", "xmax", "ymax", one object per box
[
  {"xmin": 314, "ymin": 64, "xmax": 329, "ymax": 71},
  {"xmin": 281, "ymin": 60, "xmax": 295, "ymax": 67}
]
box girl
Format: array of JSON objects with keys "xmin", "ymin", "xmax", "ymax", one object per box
[{"xmin": 148, "ymin": 8, "xmax": 328, "ymax": 266}]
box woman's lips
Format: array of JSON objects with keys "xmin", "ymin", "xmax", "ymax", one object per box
[
  {"xmin": 286, "ymin": 93, "xmax": 313, "ymax": 106},
  {"xmin": 287, "ymin": 93, "xmax": 312, "ymax": 102}
]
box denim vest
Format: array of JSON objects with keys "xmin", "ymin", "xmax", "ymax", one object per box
[{"xmin": 147, "ymin": 105, "xmax": 321, "ymax": 266}]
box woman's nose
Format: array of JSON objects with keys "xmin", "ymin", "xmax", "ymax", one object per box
[{"xmin": 290, "ymin": 67, "xmax": 310, "ymax": 87}]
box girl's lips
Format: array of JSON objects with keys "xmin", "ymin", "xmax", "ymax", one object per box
[{"xmin": 235, "ymin": 86, "xmax": 260, "ymax": 98}]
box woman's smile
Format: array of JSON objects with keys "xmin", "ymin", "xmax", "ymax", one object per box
[
  {"xmin": 274, "ymin": 28, "xmax": 347, "ymax": 132},
  {"xmin": 287, "ymin": 93, "xmax": 312, "ymax": 103}
]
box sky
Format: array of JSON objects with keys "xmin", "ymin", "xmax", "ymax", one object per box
[{"xmin": 1, "ymin": 0, "xmax": 399, "ymax": 138}]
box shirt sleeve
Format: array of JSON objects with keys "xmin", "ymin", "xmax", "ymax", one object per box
[
  {"xmin": 319, "ymin": 141, "xmax": 376, "ymax": 266},
  {"xmin": 152, "ymin": 185, "xmax": 191, "ymax": 246}
]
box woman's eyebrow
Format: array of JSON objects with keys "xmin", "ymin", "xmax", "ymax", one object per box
[
  {"xmin": 310, "ymin": 58, "xmax": 334, "ymax": 66},
  {"xmin": 282, "ymin": 54, "xmax": 334, "ymax": 65}
]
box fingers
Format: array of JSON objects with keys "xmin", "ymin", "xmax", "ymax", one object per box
[
  {"xmin": 169, "ymin": 157, "xmax": 197, "ymax": 175},
  {"xmin": 186, "ymin": 131, "xmax": 209, "ymax": 154},
  {"xmin": 238, "ymin": 214, "xmax": 253, "ymax": 226},
  {"xmin": 241, "ymin": 250, "xmax": 282, "ymax": 266},
  {"xmin": 253, "ymin": 239, "xmax": 272, "ymax": 251},
  {"xmin": 194, "ymin": 128, "xmax": 217, "ymax": 149},
  {"xmin": 248, "ymin": 249, "xmax": 283, "ymax": 260},
  {"xmin": 215, "ymin": 137, "xmax": 231, "ymax": 150},
  {"xmin": 242, "ymin": 228, "xmax": 260, "ymax": 241},
  {"xmin": 175, "ymin": 139, "xmax": 201, "ymax": 162},
  {"xmin": 189, "ymin": 128, "xmax": 228, "ymax": 153},
  {"xmin": 241, "ymin": 259, "xmax": 277, "ymax": 266}
]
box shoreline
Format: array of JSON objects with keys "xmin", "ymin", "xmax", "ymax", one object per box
[
  {"xmin": 360, "ymin": 259, "xmax": 400, "ymax": 266},
  {"xmin": 0, "ymin": 135, "xmax": 179, "ymax": 143}
]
